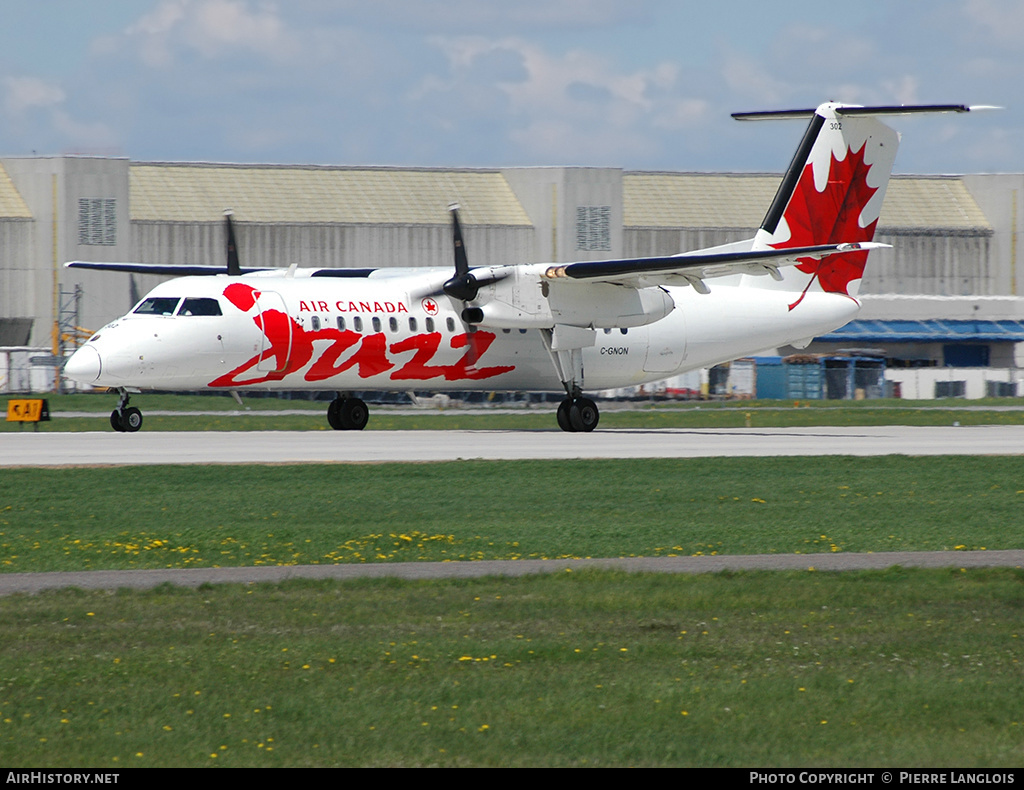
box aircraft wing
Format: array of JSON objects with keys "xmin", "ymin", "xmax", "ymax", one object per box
[
  {"xmin": 550, "ymin": 242, "xmax": 890, "ymax": 291},
  {"xmin": 64, "ymin": 261, "xmax": 381, "ymax": 278},
  {"xmin": 65, "ymin": 261, "xmax": 274, "ymax": 276}
]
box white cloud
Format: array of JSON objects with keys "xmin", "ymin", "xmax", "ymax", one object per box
[
  {"xmin": 434, "ymin": 36, "xmax": 692, "ymax": 118},
  {"xmin": 421, "ymin": 35, "xmax": 714, "ymax": 163},
  {"xmin": 187, "ymin": 0, "xmax": 293, "ymax": 57},
  {"xmin": 963, "ymin": 0, "xmax": 1024, "ymax": 44},
  {"xmin": 720, "ymin": 54, "xmax": 790, "ymax": 105},
  {"xmin": 51, "ymin": 111, "xmax": 118, "ymax": 152},
  {"xmin": 123, "ymin": 0, "xmax": 297, "ymax": 66},
  {"xmin": 2, "ymin": 1, "xmax": 1014, "ymax": 170},
  {"xmin": 880, "ymin": 76, "xmax": 920, "ymax": 106},
  {"xmin": 0, "ymin": 75, "xmax": 116, "ymax": 154},
  {"xmin": 652, "ymin": 98, "xmax": 710, "ymax": 131},
  {"xmin": 3, "ymin": 76, "xmax": 66, "ymax": 115},
  {"xmin": 294, "ymin": 0, "xmax": 659, "ymax": 31}
]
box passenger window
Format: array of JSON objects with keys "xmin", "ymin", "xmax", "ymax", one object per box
[
  {"xmin": 354, "ymin": 317, "xmax": 363, "ymax": 332},
  {"xmin": 372, "ymin": 317, "xmax": 382, "ymax": 333},
  {"xmin": 620, "ymin": 328, "xmax": 628, "ymax": 335},
  {"xmin": 502, "ymin": 328, "xmax": 511, "ymax": 334},
  {"xmin": 177, "ymin": 297, "xmax": 222, "ymax": 316},
  {"xmin": 519, "ymin": 329, "xmax": 527, "ymax": 334},
  {"xmin": 337, "ymin": 316, "xmax": 346, "ymax": 331},
  {"xmin": 603, "ymin": 328, "xmax": 612, "ymax": 335},
  {"xmin": 409, "ymin": 317, "xmax": 418, "ymax": 332},
  {"xmin": 389, "ymin": 317, "xmax": 398, "ymax": 332},
  {"xmin": 446, "ymin": 317, "xmax": 455, "ymax": 332},
  {"xmin": 134, "ymin": 297, "xmax": 181, "ymax": 316},
  {"xmin": 311, "ymin": 316, "xmax": 321, "ymax": 331},
  {"xmin": 425, "ymin": 317, "xmax": 435, "ymax": 333}
]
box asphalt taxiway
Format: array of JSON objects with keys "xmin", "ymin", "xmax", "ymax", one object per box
[
  {"xmin": 2, "ymin": 550, "xmax": 1022, "ymax": 596},
  {"xmin": 2, "ymin": 425, "xmax": 1023, "ymax": 466}
]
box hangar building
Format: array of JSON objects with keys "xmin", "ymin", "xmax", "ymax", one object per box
[{"xmin": 1, "ymin": 155, "xmax": 1022, "ymax": 392}]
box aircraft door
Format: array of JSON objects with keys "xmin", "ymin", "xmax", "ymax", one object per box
[
  {"xmin": 643, "ymin": 314, "xmax": 686, "ymax": 374},
  {"xmin": 253, "ymin": 291, "xmax": 294, "ymax": 373}
]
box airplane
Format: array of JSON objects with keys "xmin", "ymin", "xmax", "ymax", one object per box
[{"xmin": 63, "ymin": 101, "xmax": 983, "ymax": 433}]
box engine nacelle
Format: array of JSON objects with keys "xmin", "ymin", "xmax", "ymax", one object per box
[{"xmin": 471, "ymin": 278, "xmax": 675, "ymax": 329}]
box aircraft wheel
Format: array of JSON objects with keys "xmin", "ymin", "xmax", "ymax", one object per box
[
  {"xmin": 122, "ymin": 407, "xmax": 144, "ymax": 433},
  {"xmin": 327, "ymin": 398, "xmax": 344, "ymax": 430},
  {"xmin": 569, "ymin": 397, "xmax": 599, "ymax": 433},
  {"xmin": 110, "ymin": 410, "xmax": 126, "ymax": 432},
  {"xmin": 556, "ymin": 399, "xmax": 576, "ymax": 432},
  {"xmin": 340, "ymin": 397, "xmax": 369, "ymax": 431}
]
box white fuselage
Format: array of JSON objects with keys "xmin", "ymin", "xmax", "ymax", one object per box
[{"xmin": 65, "ymin": 270, "xmax": 859, "ymax": 393}]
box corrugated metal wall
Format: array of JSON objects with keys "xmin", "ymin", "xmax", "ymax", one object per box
[
  {"xmin": 0, "ymin": 218, "xmax": 36, "ymax": 324},
  {"xmin": 865, "ymin": 231, "xmax": 994, "ymax": 296},
  {"xmin": 624, "ymin": 226, "xmax": 995, "ymax": 297},
  {"xmin": 624, "ymin": 228, "xmax": 753, "ymax": 258},
  {"xmin": 130, "ymin": 222, "xmax": 535, "ymax": 271}
]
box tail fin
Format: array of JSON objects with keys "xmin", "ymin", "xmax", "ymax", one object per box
[{"xmin": 735, "ymin": 102, "xmax": 971, "ymax": 305}]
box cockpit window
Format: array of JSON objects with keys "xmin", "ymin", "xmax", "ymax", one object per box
[
  {"xmin": 134, "ymin": 297, "xmax": 181, "ymax": 316},
  {"xmin": 178, "ymin": 297, "xmax": 222, "ymax": 316}
]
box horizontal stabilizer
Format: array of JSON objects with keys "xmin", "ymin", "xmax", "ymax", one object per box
[{"xmin": 733, "ymin": 103, "xmax": 977, "ymax": 121}]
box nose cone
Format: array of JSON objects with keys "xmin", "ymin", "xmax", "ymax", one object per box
[{"xmin": 64, "ymin": 345, "xmax": 101, "ymax": 384}]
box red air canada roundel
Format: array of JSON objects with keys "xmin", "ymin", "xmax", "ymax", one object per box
[{"xmin": 421, "ymin": 297, "xmax": 440, "ymax": 316}]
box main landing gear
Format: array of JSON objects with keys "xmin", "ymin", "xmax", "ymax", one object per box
[
  {"xmin": 539, "ymin": 329, "xmax": 600, "ymax": 433},
  {"xmin": 556, "ymin": 395, "xmax": 600, "ymax": 433},
  {"xmin": 109, "ymin": 389, "xmax": 143, "ymax": 432},
  {"xmin": 327, "ymin": 395, "xmax": 369, "ymax": 431}
]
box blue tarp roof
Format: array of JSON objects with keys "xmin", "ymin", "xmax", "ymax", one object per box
[{"xmin": 818, "ymin": 319, "xmax": 1024, "ymax": 343}]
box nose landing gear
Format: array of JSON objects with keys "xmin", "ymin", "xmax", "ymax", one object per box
[{"xmin": 109, "ymin": 389, "xmax": 143, "ymax": 432}]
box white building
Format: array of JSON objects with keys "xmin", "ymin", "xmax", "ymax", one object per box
[{"xmin": 1, "ymin": 156, "xmax": 1022, "ymax": 391}]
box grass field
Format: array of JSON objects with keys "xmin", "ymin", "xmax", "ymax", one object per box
[
  {"xmin": 1, "ymin": 569, "xmax": 1022, "ymax": 767},
  {"xmin": 1, "ymin": 457, "xmax": 1021, "ymax": 573},
  {"xmin": 2, "ymin": 410, "xmax": 1023, "ymax": 766},
  {"xmin": 5, "ymin": 392, "xmax": 1024, "ymax": 431}
]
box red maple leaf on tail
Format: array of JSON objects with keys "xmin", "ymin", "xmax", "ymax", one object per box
[{"xmin": 771, "ymin": 142, "xmax": 878, "ymax": 308}]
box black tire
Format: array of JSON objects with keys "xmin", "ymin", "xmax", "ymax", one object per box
[
  {"xmin": 122, "ymin": 407, "xmax": 143, "ymax": 432},
  {"xmin": 110, "ymin": 410, "xmax": 126, "ymax": 432},
  {"xmin": 569, "ymin": 397, "xmax": 599, "ymax": 433},
  {"xmin": 327, "ymin": 398, "xmax": 344, "ymax": 430},
  {"xmin": 556, "ymin": 399, "xmax": 576, "ymax": 432},
  {"xmin": 340, "ymin": 398, "xmax": 369, "ymax": 431}
]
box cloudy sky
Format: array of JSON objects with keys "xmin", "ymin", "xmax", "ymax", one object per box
[{"xmin": 0, "ymin": 0, "xmax": 1019, "ymax": 173}]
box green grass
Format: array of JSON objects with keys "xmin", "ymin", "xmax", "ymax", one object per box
[
  {"xmin": 1, "ymin": 569, "xmax": 1022, "ymax": 767},
  {"xmin": 6, "ymin": 392, "xmax": 1024, "ymax": 431},
  {"xmin": 2, "ymin": 455, "xmax": 1023, "ymax": 767},
  {"xmin": 3, "ymin": 436, "xmax": 1022, "ymax": 767},
  {"xmin": 7, "ymin": 407, "xmax": 1024, "ymax": 431},
  {"xmin": 1, "ymin": 457, "xmax": 1021, "ymax": 574},
  {"xmin": 30, "ymin": 392, "xmax": 1024, "ymax": 411}
]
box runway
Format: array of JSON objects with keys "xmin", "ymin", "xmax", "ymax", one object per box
[{"xmin": 2, "ymin": 424, "xmax": 1023, "ymax": 466}]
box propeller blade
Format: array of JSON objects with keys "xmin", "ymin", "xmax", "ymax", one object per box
[
  {"xmin": 406, "ymin": 273, "xmax": 452, "ymax": 301},
  {"xmin": 450, "ymin": 204, "xmax": 469, "ymax": 277},
  {"xmin": 225, "ymin": 210, "xmax": 241, "ymax": 276},
  {"xmin": 440, "ymin": 203, "xmax": 512, "ymax": 304},
  {"xmin": 444, "ymin": 204, "xmax": 480, "ymax": 300}
]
